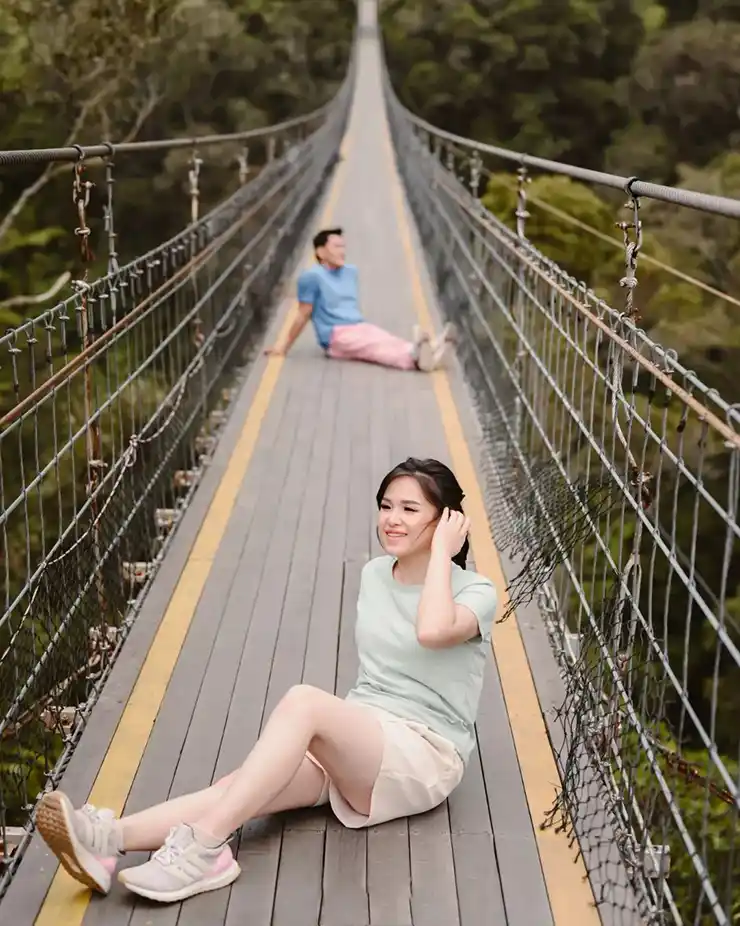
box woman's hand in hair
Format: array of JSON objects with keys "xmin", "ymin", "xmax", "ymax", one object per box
[
  {"xmin": 431, "ymin": 508, "xmax": 470, "ymax": 560},
  {"xmin": 417, "ymin": 511, "xmax": 478, "ymax": 648}
]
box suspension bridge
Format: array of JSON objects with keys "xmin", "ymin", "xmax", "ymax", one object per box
[{"xmin": 0, "ymin": 2, "xmax": 738, "ymax": 924}]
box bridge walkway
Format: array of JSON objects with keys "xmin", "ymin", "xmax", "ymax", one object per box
[{"xmin": 3, "ymin": 10, "xmax": 600, "ymax": 926}]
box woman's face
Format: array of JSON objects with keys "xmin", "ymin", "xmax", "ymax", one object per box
[{"xmin": 378, "ymin": 475, "xmax": 439, "ymax": 559}]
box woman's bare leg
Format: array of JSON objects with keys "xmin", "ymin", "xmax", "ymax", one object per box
[
  {"xmin": 120, "ymin": 684, "xmax": 383, "ymax": 847},
  {"xmin": 196, "ymin": 684, "xmax": 383, "ymax": 840},
  {"xmin": 34, "ymin": 685, "xmax": 383, "ymax": 901},
  {"xmin": 120, "ymin": 757, "xmax": 326, "ymax": 851}
]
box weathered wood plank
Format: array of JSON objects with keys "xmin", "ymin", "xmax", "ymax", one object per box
[
  {"xmin": 260, "ymin": 358, "xmax": 343, "ymax": 721},
  {"xmin": 368, "ymin": 354, "xmax": 390, "ymax": 557},
  {"xmin": 271, "ymin": 359, "xmax": 354, "ymax": 923},
  {"xmin": 321, "ymin": 824, "xmax": 369, "ymax": 926},
  {"xmin": 225, "ymin": 354, "xmax": 342, "ymax": 925},
  {"xmin": 448, "ymin": 741, "xmax": 490, "ymax": 837},
  {"xmin": 409, "ymin": 802, "xmax": 461, "ymax": 926},
  {"xmin": 345, "ymin": 363, "xmax": 374, "ymax": 565},
  {"xmin": 367, "ymin": 820, "xmax": 413, "ymax": 926},
  {"xmin": 226, "ymin": 817, "xmax": 282, "ymax": 926},
  {"xmin": 477, "ymin": 665, "xmax": 555, "ymax": 926},
  {"xmin": 272, "ymin": 830, "xmax": 325, "ymax": 926},
  {"xmin": 300, "ymin": 362, "xmax": 352, "ymax": 694},
  {"xmin": 452, "ymin": 833, "xmax": 507, "ymax": 926},
  {"xmin": 448, "ymin": 740, "xmax": 508, "ymax": 924},
  {"xmin": 319, "ymin": 560, "xmax": 368, "ymax": 926},
  {"xmin": 335, "ymin": 560, "xmax": 363, "ymax": 699}
]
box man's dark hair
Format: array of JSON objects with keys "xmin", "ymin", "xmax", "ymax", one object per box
[{"xmin": 312, "ymin": 227, "xmax": 343, "ymax": 257}]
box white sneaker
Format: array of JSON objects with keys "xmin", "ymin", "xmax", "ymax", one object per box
[
  {"xmin": 415, "ymin": 322, "xmax": 459, "ymax": 372},
  {"xmin": 412, "ymin": 325, "xmax": 435, "ymax": 372},
  {"xmin": 118, "ymin": 823, "xmax": 240, "ymax": 903},
  {"xmin": 436, "ymin": 321, "xmax": 458, "ymax": 347},
  {"xmin": 36, "ymin": 791, "xmax": 121, "ymax": 894}
]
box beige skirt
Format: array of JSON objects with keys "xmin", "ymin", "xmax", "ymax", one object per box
[{"xmin": 306, "ymin": 704, "xmax": 464, "ymax": 828}]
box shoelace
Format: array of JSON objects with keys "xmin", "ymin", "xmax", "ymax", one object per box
[
  {"xmin": 77, "ymin": 804, "xmax": 117, "ymax": 856},
  {"xmin": 153, "ymin": 828, "xmax": 190, "ymax": 866},
  {"xmin": 154, "ymin": 843, "xmax": 185, "ymax": 866},
  {"xmin": 80, "ymin": 804, "xmax": 109, "ymax": 824}
]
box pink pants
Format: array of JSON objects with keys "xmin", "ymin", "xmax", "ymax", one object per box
[{"xmin": 327, "ymin": 323, "xmax": 416, "ymax": 371}]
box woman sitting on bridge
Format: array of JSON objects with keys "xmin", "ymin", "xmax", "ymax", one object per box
[{"xmin": 36, "ymin": 458, "xmax": 497, "ymax": 905}]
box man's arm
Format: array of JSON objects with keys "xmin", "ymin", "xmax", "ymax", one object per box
[
  {"xmin": 264, "ymin": 302, "xmax": 313, "ymax": 356},
  {"xmin": 265, "ymin": 269, "xmax": 317, "ymax": 357}
]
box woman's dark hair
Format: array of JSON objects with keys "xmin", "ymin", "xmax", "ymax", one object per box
[{"xmin": 376, "ymin": 457, "xmax": 469, "ymax": 569}]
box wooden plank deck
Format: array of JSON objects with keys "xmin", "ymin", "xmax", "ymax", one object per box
[{"xmin": 2, "ymin": 4, "xmax": 602, "ymax": 925}]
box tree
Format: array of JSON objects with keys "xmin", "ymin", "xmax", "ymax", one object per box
[
  {"xmin": 482, "ymin": 172, "xmax": 624, "ymax": 287},
  {"xmin": 380, "ymin": 0, "xmax": 645, "ymax": 168},
  {"xmin": 0, "ymin": 0, "xmax": 356, "ymax": 303},
  {"xmin": 606, "ymin": 19, "xmax": 740, "ymax": 181},
  {"xmin": 0, "ymin": 0, "xmax": 173, "ymax": 253},
  {"xmin": 639, "ymin": 152, "xmax": 740, "ymax": 396}
]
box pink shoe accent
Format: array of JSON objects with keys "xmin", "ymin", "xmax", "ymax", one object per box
[
  {"xmin": 212, "ymin": 846, "xmax": 235, "ymax": 875},
  {"xmin": 99, "ymin": 856, "xmax": 118, "ymax": 874}
]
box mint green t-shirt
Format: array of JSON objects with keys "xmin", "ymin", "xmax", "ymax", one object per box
[{"xmin": 345, "ymin": 555, "xmax": 498, "ymax": 764}]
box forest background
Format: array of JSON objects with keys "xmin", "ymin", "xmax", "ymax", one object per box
[{"xmin": 1, "ymin": 0, "xmax": 739, "ymax": 918}]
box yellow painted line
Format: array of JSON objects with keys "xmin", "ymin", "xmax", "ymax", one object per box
[
  {"xmin": 35, "ymin": 134, "xmax": 353, "ymax": 926},
  {"xmin": 381, "ymin": 110, "xmax": 601, "ymax": 923}
]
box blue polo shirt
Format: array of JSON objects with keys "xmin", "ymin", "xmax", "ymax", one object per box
[{"xmin": 297, "ymin": 263, "xmax": 364, "ymax": 349}]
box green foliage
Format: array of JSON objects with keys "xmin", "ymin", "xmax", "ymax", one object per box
[
  {"xmin": 381, "ymin": 0, "xmax": 740, "ymax": 385},
  {"xmin": 607, "ymin": 19, "xmax": 740, "ymax": 179},
  {"xmin": 0, "ymin": 0, "xmax": 356, "ymax": 295},
  {"xmin": 380, "ymin": 0, "xmax": 646, "ymax": 167},
  {"xmin": 483, "ymin": 173, "xmax": 622, "ymax": 286}
]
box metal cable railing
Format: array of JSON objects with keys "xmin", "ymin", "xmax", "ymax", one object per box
[
  {"xmin": 418, "ymin": 143, "xmax": 740, "ymax": 314},
  {"xmin": 0, "ymin": 63, "xmax": 354, "ymax": 894},
  {"xmin": 385, "ymin": 77, "xmax": 740, "ymax": 926},
  {"xmin": 394, "ymin": 107, "xmax": 740, "ymax": 222},
  {"xmin": 0, "ymin": 101, "xmax": 337, "ymax": 167}
]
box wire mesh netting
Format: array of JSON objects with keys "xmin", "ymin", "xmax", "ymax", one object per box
[
  {"xmin": 387, "ymin": 83, "xmax": 740, "ymax": 926},
  {"xmin": 0, "ymin": 72, "xmax": 352, "ymax": 892}
]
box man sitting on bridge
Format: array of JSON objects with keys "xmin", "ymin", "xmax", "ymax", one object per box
[{"xmin": 265, "ymin": 227, "xmax": 456, "ymax": 370}]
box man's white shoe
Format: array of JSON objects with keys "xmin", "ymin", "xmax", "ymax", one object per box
[
  {"xmin": 429, "ymin": 321, "xmax": 459, "ymax": 370},
  {"xmin": 412, "ymin": 325, "xmax": 435, "ymax": 371},
  {"xmin": 412, "ymin": 322, "xmax": 458, "ymax": 372},
  {"xmin": 437, "ymin": 321, "xmax": 458, "ymax": 347}
]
